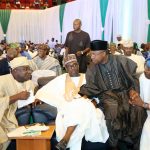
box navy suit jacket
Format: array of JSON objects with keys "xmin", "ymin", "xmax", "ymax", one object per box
[{"xmin": 0, "ymin": 58, "xmax": 10, "ymax": 75}]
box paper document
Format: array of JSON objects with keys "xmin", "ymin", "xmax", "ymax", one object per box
[
  {"xmin": 7, "ymin": 124, "xmax": 49, "ymax": 137},
  {"xmin": 25, "ymin": 125, "xmax": 49, "ymax": 131},
  {"xmin": 7, "ymin": 126, "xmax": 27, "ymax": 137},
  {"xmin": 18, "ymin": 90, "xmax": 35, "ymax": 108}
]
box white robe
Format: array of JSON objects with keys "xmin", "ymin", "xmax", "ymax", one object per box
[
  {"xmin": 139, "ymin": 73, "xmax": 150, "ymax": 150},
  {"xmin": 0, "ymin": 74, "xmax": 35, "ymax": 149},
  {"xmin": 35, "ymin": 73, "xmax": 109, "ymax": 150},
  {"xmin": 127, "ymin": 54, "xmax": 145, "ymax": 77}
]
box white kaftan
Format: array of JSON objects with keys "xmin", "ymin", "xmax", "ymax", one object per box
[
  {"xmin": 0, "ymin": 74, "xmax": 35, "ymax": 149},
  {"xmin": 139, "ymin": 73, "xmax": 150, "ymax": 150},
  {"xmin": 35, "ymin": 73, "xmax": 109, "ymax": 150}
]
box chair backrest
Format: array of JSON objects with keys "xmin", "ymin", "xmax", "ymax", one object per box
[{"xmin": 38, "ymin": 76, "xmax": 56, "ymax": 88}]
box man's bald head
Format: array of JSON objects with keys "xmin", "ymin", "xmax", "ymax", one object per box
[
  {"xmin": 73, "ymin": 19, "xmax": 82, "ymax": 31},
  {"xmin": 73, "ymin": 19, "xmax": 82, "ymax": 24}
]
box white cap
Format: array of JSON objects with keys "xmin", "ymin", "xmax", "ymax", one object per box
[
  {"xmin": 10, "ymin": 57, "xmax": 29, "ymax": 70},
  {"xmin": 122, "ymin": 40, "xmax": 133, "ymax": 47}
]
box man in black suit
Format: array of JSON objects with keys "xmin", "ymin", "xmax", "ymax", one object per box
[{"xmin": 0, "ymin": 48, "xmax": 18, "ymax": 75}]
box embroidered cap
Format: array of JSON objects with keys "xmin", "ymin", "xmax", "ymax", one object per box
[
  {"xmin": 64, "ymin": 54, "xmax": 77, "ymax": 65},
  {"xmin": 9, "ymin": 43, "xmax": 20, "ymax": 49}
]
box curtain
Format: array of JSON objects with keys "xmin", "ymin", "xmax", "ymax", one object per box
[
  {"xmin": 111, "ymin": 0, "xmax": 148, "ymax": 44},
  {"xmin": 112, "ymin": 0, "xmax": 125, "ymax": 42},
  {"xmin": 100, "ymin": 0, "xmax": 108, "ymax": 40},
  {"xmin": 131, "ymin": 0, "xmax": 148, "ymax": 44},
  {"xmin": 7, "ymin": 10, "xmax": 44, "ymax": 43},
  {"xmin": 0, "ymin": 24, "xmax": 4, "ymax": 42},
  {"xmin": 147, "ymin": 0, "xmax": 150, "ymax": 42},
  {"xmin": 103, "ymin": 0, "xmax": 113, "ymax": 42},
  {"xmin": 62, "ymin": 0, "xmax": 102, "ymax": 43},
  {"xmin": 61, "ymin": 0, "xmax": 80, "ymax": 43},
  {"xmin": 59, "ymin": 4, "xmax": 66, "ymax": 42},
  {"xmin": 78, "ymin": 0, "xmax": 102, "ymax": 40},
  {"xmin": 0, "ymin": 10, "xmax": 11, "ymax": 34},
  {"xmin": 43, "ymin": 6, "xmax": 61, "ymax": 43},
  {"xmin": 7, "ymin": 6, "xmax": 60, "ymax": 43}
]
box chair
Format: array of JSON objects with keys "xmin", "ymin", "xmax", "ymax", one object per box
[{"xmin": 37, "ymin": 76, "xmax": 56, "ymax": 88}]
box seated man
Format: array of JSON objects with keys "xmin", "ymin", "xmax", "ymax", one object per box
[
  {"xmin": 123, "ymin": 40, "xmax": 145, "ymax": 78},
  {"xmin": 79, "ymin": 40, "xmax": 146, "ymax": 150},
  {"xmin": 109, "ymin": 43, "xmax": 121, "ymax": 55},
  {"xmin": 33, "ymin": 44, "xmax": 62, "ymax": 76},
  {"xmin": 0, "ymin": 48, "xmax": 18, "ymax": 75},
  {"xmin": 20, "ymin": 43, "xmax": 32, "ymax": 60},
  {"xmin": 35, "ymin": 54, "xmax": 109, "ymax": 150},
  {"xmin": 0, "ymin": 57, "xmax": 35, "ymax": 150},
  {"xmin": 0, "ymin": 47, "xmax": 37, "ymax": 76},
  {"xmin": 130, "ymin": 57, "xmax": 150, "ymax": 150}
]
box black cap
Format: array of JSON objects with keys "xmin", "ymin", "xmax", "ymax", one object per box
[{"xmin": 90, "ymin": 40, "xmax": 108, "ymax": 51}]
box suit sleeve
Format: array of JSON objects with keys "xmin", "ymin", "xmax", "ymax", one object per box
[{"xmin": 79, "ymin": 64, "xmax": 101, "ymax": 98}]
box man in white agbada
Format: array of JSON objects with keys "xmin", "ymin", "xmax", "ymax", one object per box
[
  {"xmin": 35, "ymin": 54, "xmax": 109, "ymax": 150},
  {"xmin": 123, "ymin": 40, "xmax": 145, "ymax": 78},
  {"xmin": 0, "ymin": 57, "xmax": 35, "ymax": 150},
  {"xmin": 129, "ymin": 57, "xmax": 150, "ymax": 150}
]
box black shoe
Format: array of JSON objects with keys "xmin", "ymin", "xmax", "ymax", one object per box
[{"xmin": 55, "ymin": 139, "xmax": 67, "ymax": 150}]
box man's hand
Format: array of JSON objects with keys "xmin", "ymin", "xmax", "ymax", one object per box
[
  {"xmin": 129, "ymin": 89, "xmax": 144, "ymax": 107},
  {"xmin": 91, "ymin": 99, "xmax": 97, "ymax": 108},
  {"xmin": 129, "ymin": 89, "xmax": 139, "ymax": 100},
  {"xmin": 76, "ymin": 51, "xmax": 82, "ymax": 57},
  {"xmin": 16, "ymin": 91, "xmax": 30, "ymax": 100},
  {"xmin": 32, "ymin": 99, "xmax": 43, "ymax": 107},
  {"xmin": 9, "ymin": 90, "xmax": 30, "ymax": 104},
  {"xmin": 129, "ymin": 97, "xmax": 144, "ymax": 107}
]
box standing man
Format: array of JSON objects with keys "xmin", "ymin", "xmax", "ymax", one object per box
[
  {"xmin": 64, "ymin": 19, "xmax": 91, "ymax": 73},
  {"xmin": 79, "ymin": 40, "xmax": 146, "ymax": 150}
]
